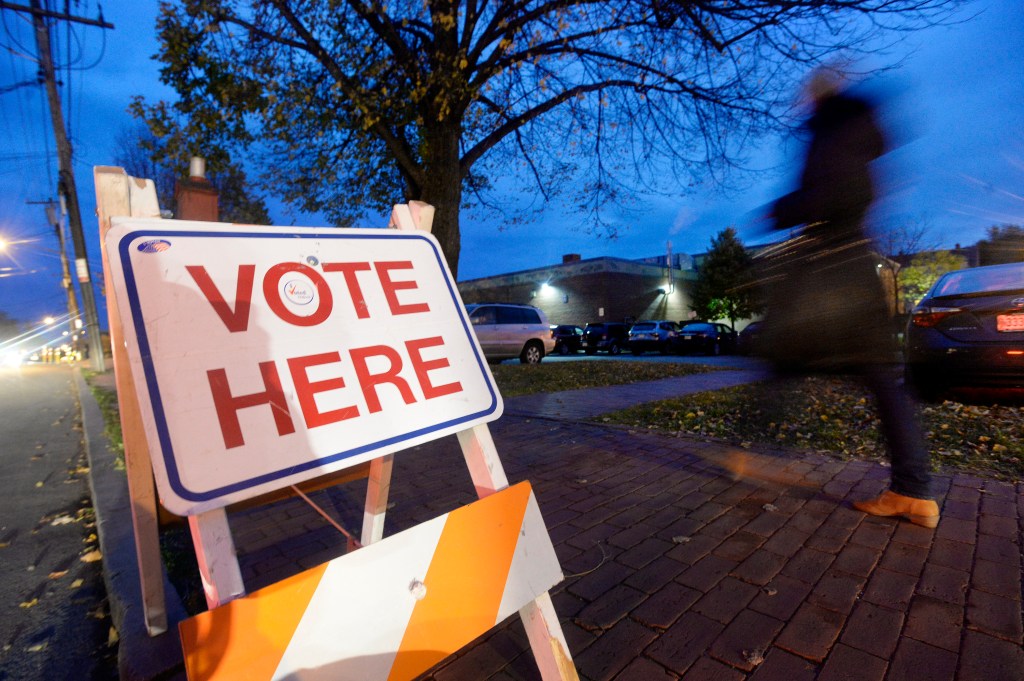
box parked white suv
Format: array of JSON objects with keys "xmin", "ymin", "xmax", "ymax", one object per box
[{"xmin": 466, "ymin": 303, "xmax": 556, "ymax": 363}]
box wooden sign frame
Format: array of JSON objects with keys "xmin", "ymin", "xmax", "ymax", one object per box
[{"xmin": 94, "ymin": 166, "xmax": 577, "ymax": 680}]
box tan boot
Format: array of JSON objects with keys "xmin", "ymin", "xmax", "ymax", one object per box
[{"xmin": 853, "ymin": 490, "xmax": 940, "ymax": 528}]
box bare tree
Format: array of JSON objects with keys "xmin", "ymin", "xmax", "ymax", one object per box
[{"xmin": 134, "ymin": 0, "xmax": 960, "ymax": 277}]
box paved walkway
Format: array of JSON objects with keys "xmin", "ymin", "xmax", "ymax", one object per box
[
  {"xmin": 503, "ymin": 369, "xmax": 768, "ymax": 420},
  {"xmin": 84, "ymin": 368, "xmax": 1023, "ymax": 680}
]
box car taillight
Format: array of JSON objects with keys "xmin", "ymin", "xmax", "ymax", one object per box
[{"xmin": 911, "ymin": 307, "xmax": 963, "ymax": 328}]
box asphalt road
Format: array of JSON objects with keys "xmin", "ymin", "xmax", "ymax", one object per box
[{"xmin": 0, "ymin": 364, "xmax": 117, "ymax": 681}]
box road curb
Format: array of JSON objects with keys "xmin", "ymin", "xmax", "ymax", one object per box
[{"xmin": 75, "ymin": 368, "xmax": 188, "ymax": 681}]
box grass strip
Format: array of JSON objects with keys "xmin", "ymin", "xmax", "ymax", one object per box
[
  {"xmin": 490, "ymin": 360, "xmax": 716, "ymax": 397},
  {"xmin": 600, "ymin": 375, "xmax": 1024, "ymax": 480}
]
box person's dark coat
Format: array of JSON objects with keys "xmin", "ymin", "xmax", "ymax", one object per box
[
  {"xmin": 773, "ymin": 93, "xmax": 885, "ymax": 238},
  {"xmin": 761, "ymin": 91, "xmax": 894, "ymax": 371}
]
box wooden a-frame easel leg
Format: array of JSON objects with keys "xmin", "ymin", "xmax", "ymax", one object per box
[
  {"xmin": 188, "ymin": 509, "xmax": 246, "ymax": 609},
  {"xmin": 457, "ymin": 424, "xmax": 579, "ymax": 681},
  {"xmin": 94, "ymin": 166, "xmax": 168, "ymax": 636},
  {"xmin": 361, "ymin": 454, "xmax": 394, "ymax": 546}
]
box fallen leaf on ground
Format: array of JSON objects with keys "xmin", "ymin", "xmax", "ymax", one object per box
[
  {"xmin": 70, "ymin": 579, "xmax": 84, "ymax": 589},
  {"xmin": 80, "ymin": 550, "xmax": 102, "ymax": 563},
  {"xmin": 743, "ymin": 648, "xmax": 766, "ymax": 666},
  {"xmin": 26, "ymin": 643, "xmax": 47, "ymax": 653},
  {"xmin": 19, "ymin": 599, "xmax": 39, "ymax": 609},
  {"xmin": 107, "ymin": 627, "xmax": 119, "ymax": 646},
  {"xmin": 671, "ymin": 536, "xmax": 691, "ymax": 544},
  {"xmin": 50, "ymin": 515, "xmax": 75, "ymax": 526},
  {"xmin": 48, "ymin": 570, "xmax": 68, "ymax": 580}
]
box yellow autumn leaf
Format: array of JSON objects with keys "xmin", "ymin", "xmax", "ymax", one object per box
[
  {"xmin": 80, "ymin": 550, "xmax": 102, "ymax": 563},
  {"xmin": 992, "ymin": 444, "xmax": 1007, "ymax": 452},
  {"xmin": 48, "ymin": 571, "xmax": 68, "ymax": 580},
  {"xmin": 20, "ymin": 599, "xmax": 39, "ymax": 609},
  {"xmin": 70, "ymin": 579, "xmax": 84, "ymax": 589}
]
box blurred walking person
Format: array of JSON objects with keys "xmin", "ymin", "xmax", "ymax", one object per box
[{"xmin": 759, "ymin": 67, "xmax": 938, "ymax": 528}]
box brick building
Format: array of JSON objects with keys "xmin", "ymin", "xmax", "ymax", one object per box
[{"xmin": 457, "ymin": 253, "xmax": 698, "ymax": 326}]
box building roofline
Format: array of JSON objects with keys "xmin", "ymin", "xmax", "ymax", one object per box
[{"xmin": 457, "ymin": 254, "xmax": 685, "ymax": 287}]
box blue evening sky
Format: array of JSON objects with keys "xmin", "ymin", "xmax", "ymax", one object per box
[{"xmin": 1, "ymin": 0, "xmax": 1021, "ymax": 328}]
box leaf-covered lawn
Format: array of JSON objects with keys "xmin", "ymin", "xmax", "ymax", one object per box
[
  {"xmin": 490, "ymin": 360, "xmax": 716, "ymax": 397},
  {"xmin": 600, "ymin": 375, "xmax": 1024, "ymax": 480}
]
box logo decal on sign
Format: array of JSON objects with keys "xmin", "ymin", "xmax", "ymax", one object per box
[
  {"xmin": 283, "ymin": 279, "xmax": 315, "ymax": 305},
  {"xmin": 138, "ymin": 239, "xmax": 172, "ymax": 253}
]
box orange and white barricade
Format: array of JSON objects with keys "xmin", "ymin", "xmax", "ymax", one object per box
[{"xmin": 180, "ymin": 482, "xmax": 567, "ymax": 680}]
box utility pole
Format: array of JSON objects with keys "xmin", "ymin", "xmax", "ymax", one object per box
[
  {"xmin": 25, "ymin": 0, "xmax": 113, "ymax": 370},
  {"xmin": 28, "ymin": 197, "xmax": 82, "ymax": 354}
]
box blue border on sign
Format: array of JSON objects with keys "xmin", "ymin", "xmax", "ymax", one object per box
[{"xmin": 117, "ymin": 228, "xmax": 500, "ymax": 504}]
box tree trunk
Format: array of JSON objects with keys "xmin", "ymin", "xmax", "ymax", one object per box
[{"xmin": 416, "ymin": 124, "xmax": 463, "ymax": 279}]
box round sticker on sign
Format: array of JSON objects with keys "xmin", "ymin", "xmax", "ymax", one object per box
[
  {"xmin": 283, "ymin": 278, "xmax": 316, "ymax": 306},
  {"xmin": 138, "ymin": 239, "xmax": 172, "ymax": 253}
]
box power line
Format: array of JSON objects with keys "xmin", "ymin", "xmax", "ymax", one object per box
[
  {"xmin": 3, "ymin": 0, "xmax": 113, "ymax": 370},
  {"xmin": 0, "ymin": 2, "xmax": 113, "ymax": 29}
]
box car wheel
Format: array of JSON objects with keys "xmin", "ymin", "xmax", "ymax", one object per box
[
  {"xmin": 610, "ymin": 343, "xmax": 621, "ymax": 355},
  {"xmin": 558, "ymin": 343, "xmax": 570, "ymax": 355},
  {"xmin": 711, "ymin": 342, "xmax": 721, "ymax": 356},
  {"xmin": 520, "ymin": 341, "xmax": 544, "ymax": 364},
  {"xmin": 585, "ymin": 348, "xmax": 597, "ymax": 355},
  {"xmin": 631, "ymin": 348, "xmax": 643, "ymax": 356}
]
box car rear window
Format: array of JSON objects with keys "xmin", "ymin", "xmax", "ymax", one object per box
[
  {"xmin": 931, "ymin": 262, "xmax": 1024, "ymax": 297},
  {"xmin": 681, "ymin": 323, "xmax": 713, "ymax": 332},
  {"xmin": 631, "ymin": 323, "xmax": 656, "ymax": 331}
]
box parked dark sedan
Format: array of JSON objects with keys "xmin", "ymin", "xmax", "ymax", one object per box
[
  {"xmin": 550, "ymin": 324, "xmax": 584, "ymax": 355},
  {"xmin": 737, "ymin": 320, "xmax": 765, "ymax": 356},
  {"xmin": 673, "ymin": 322, "xmax": 737, "ymax": 356},
  {"xmin": 904, "ymin": 261, "xmax": 1024, "ymax": 398}
]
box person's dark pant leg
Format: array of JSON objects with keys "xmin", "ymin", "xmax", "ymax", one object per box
[{"xmin": 861, "ymin": 365, "xmax": 932, "ymax": 499}]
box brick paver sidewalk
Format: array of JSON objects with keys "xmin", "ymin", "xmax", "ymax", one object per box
[{"xmin": 221, "ymin": 377, "xmax": 1022, "ymax": 681}]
